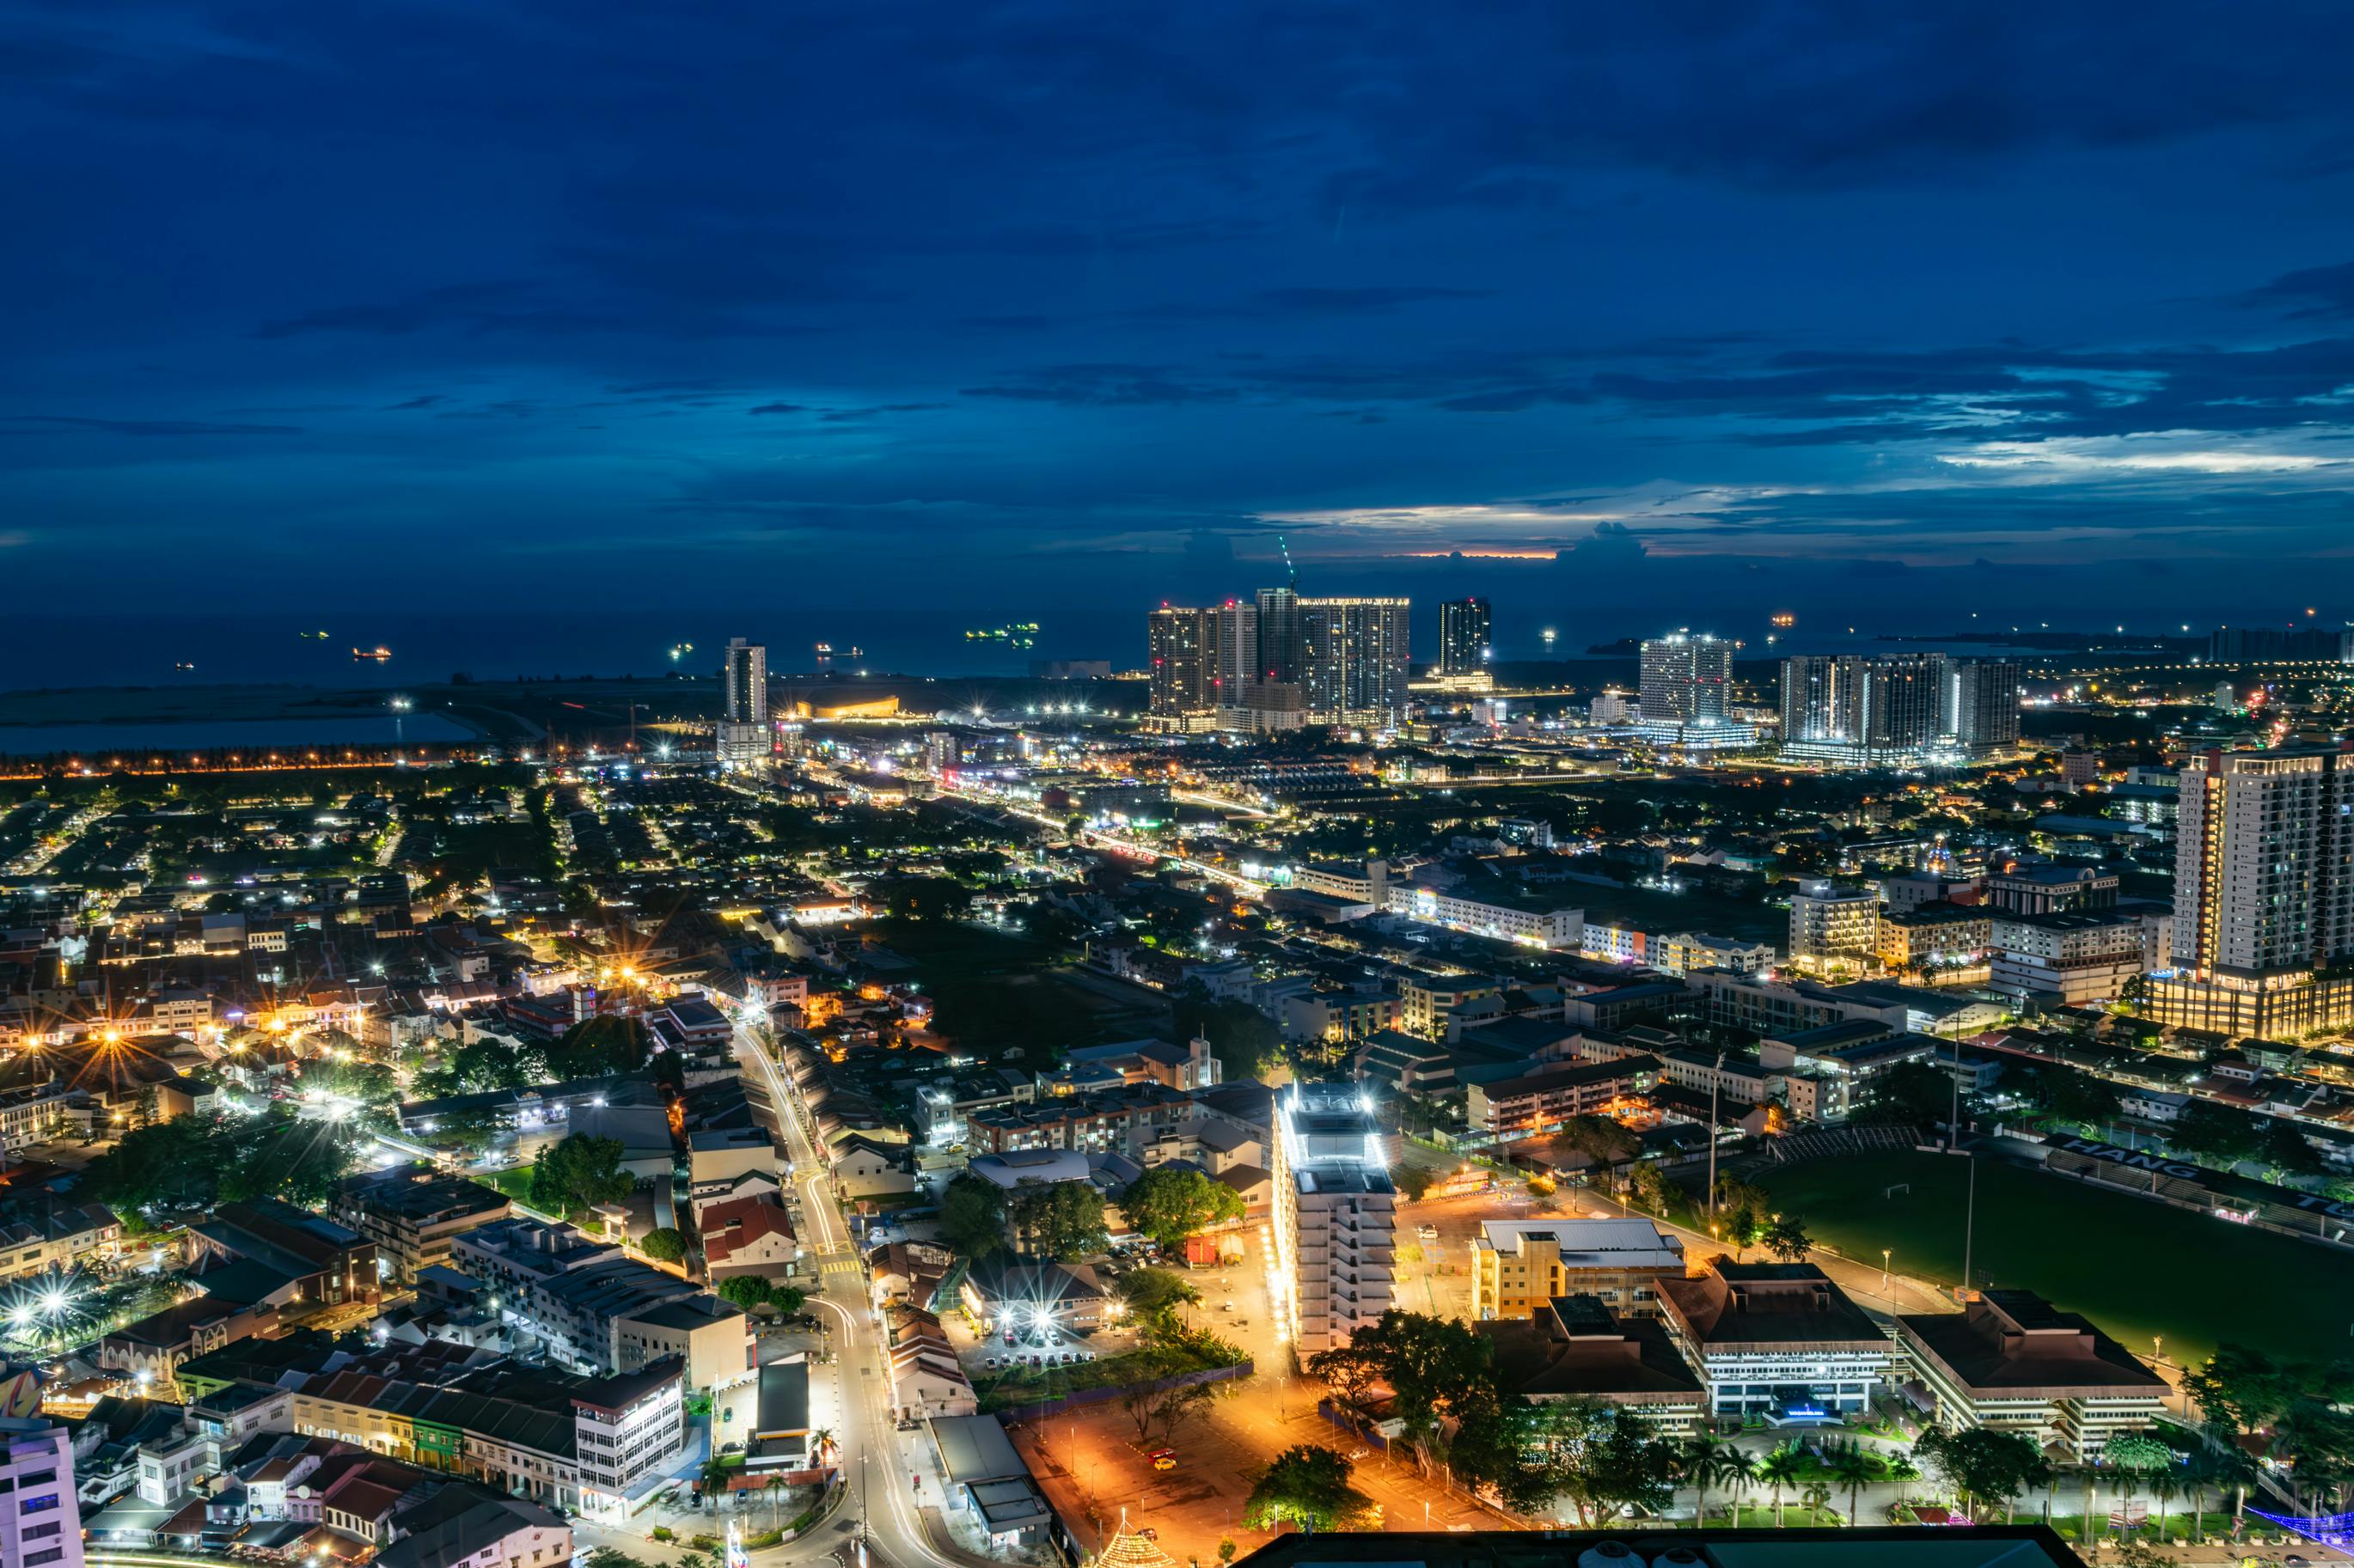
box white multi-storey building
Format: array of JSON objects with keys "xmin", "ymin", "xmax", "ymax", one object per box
[
  {"xmin": 1788, "ymin": 882, "xmax": 1880, "ymax": 970},
  {"xmin": 1, "ymin": 1411, "xmax": 84, "ymax": 1568},
  {"xmin": 1655, "ymin": 1262, "xmax": 1891, "ymax": 1419},
  {"xmin": 1639, "ymin": 633, "xmax": 1733, "ymax": 726},
  {"xmin": 2155, "ymin": 747, "xmax": 2354, "ymax": 1035},
  {"xmin": 1898, "ymin": 1291, "xmax": 2167, "ymax": 1461},
  {"xmin": 1990, "ymin": 912, "xmax": 2144, "ymax": 1004},
  {"xmin": 1391, "ymin": 882, "xmax": 1583, "ymax": 949},
  {"xmin": 1272, "ymin": 1083, "xmax": 1396, "ymax": 1353}
]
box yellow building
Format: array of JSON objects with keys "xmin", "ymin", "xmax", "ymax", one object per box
[{"xmin": 1471, "ymin": 1218, "xmax": 1685, "ymax": 1321}]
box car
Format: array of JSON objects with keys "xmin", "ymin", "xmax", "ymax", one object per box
[
  {"xmin": 984, "ymin": 1356, "xmax": 1000, "ymax": 1368},
  {"xmin": 1138, "ymin": 1528, "xmax": 1159, "ymax": 1541},
  {"xmin": 1148, "ymin": 1447, "xmax": 1177, "ymax": 1459},
  {"xmin": 1004, "ymin": 1332, "xmax": 1017, "ymax": 1345},
  {"xmin": 1218, "ymin": 1301, "xmax": 1234, "ymax": 1311},
  {"xmin": 1152, "ymin": 1455, "xmax": 1178, "ymax": 1471}
]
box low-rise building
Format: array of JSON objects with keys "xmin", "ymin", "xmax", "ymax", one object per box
[
  {"xmin": 699, "ymin": 1198, "xmax": 802, "ymax": 1281},
  {"xmin": 1, "ymin": 1410, "xmax": 85, "ymax": 1568},
  {"xmin": 1656, "ymin": 932, "xmax": 1776, "ymax": 979},
  {"xmin": 0, "ymin": 1199, "xmax": 121, "ymax": 1284},
  {"xmin": 1471, "ymin": 1218, "xmax": 1684, "ymax": 1321},
  {"xmin": 1897, "ymin": 1290, "xmax": 2167, "ymax": 1461},
  {"xmin": 1990, "ymin": 912, "xmax": 2145, "ymax": 1005},
  {"xmin": 614, "ymin": 1295, "xmax": 753, "ymax": 1395},
  {"xmin": 1477, "ymin": 1294, "xmax": 1708, "ymax": 1435},
  {"xmin": 1655, "ymin": 1261, "xmax": 1891, "ymax": 1420},
  {"xmin": 1464, "ymin": 1056, "xmax": 1660, "ymax": 1141},
  {"xmin": 332, "ymin": 1164, "xmax": 511, "ymax": 1287}
]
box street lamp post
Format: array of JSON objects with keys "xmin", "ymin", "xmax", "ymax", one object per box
[{"xmin": 1705, "ymin": 1050, "xmax": 1726, "ymax": 1223}]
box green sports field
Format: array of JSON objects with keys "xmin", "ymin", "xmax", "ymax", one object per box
[{"xmin": 1753, "ymin": 1150, "xmax": 2354, "ymax": 1368}]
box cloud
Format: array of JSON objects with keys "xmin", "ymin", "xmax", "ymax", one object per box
[
  {"xmin": 1936, "ymin": 435, "xmax": 2347, "ymax": 474},
  {"xmin": 251, "ymin": 281, "xmax": 544, "ymax": 339},
  {"xmin": 3, "ymin": 415, "xmax": 303, "ymax": 436},
  {"xmin": 962, "ymin": 364, "xmax": 1239, "ymax": 406},
  {"xmin": 2243, "ymin": 259, "xmax": 2354, "ymax": 320},
  {"xmin": 748, "ymin": 403, "xmax": 810, "ymax": 416},
  {"xmin": 384, "ymin": 394, "xmax": 445, "ymax": 411}
]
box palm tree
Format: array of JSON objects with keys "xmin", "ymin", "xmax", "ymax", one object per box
[
  {"xmin": 1802, "ymin": 1481, "xmax": 1834, "ymax": 1528},
  {"xmin": 2147, "ymin": 1467, "xmax": 2181, "ymax": 1545},
  {"xmin": 811, "ymin": 1427, "xmax": 837, "ymax": 1466},
  {"xmin": 1829, "ymin": 1447, "xmax": 1875, "ymax": 1527},
  {"xmin": 2209, "ymin": 1444, "xmax": 2260, "ymax": 1541},
  {"xmin": 1756, "ymin": 1449, "xmax": 1803, "ymax": 1528},
  {"xmin": 1678, "ymin": 1439, "xmax": 1739, "ymax": 1528},
  {"xmin": 701, "ymin": 1454, "xmax": 731, "ymax": 1515},
  {"xmin": 766, "ymin": 1472, "xmax": 790, "ymax": 1533},
  {"xmin": 1713, "ymin": 1449, "xmax": 1757, "ymax": 1527}
]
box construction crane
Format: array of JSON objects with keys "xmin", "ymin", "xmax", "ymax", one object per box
[{"xmin": 1277, "ymin": 534, "xmax": 1299, "ymax": 591}]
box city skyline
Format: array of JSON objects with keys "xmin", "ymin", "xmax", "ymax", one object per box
[{"xmin": 7, "ymin": 3, "xmax": 2354, "ymax": 629}]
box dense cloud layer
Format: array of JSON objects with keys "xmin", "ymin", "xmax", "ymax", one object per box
[{"xmin": 6, "ymin": 0, "xmax": 2354, "ymax": 649}]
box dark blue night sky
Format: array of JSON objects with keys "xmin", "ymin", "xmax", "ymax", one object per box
[{"xmin": 9, "ymin": 2, "xmax": 2354, "ymax": 666}]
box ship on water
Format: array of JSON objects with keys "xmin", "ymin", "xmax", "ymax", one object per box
[{"xmin": 352, "ymin": 645, "xmax": 392, "ymax": 662}]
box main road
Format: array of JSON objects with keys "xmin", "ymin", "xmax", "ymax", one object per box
[{"xmin": 734, "ymin": 1016, "xmax": 982, "ymax": 1568}]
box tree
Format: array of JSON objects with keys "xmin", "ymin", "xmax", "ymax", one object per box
[
  {"xmin": 939, "ymin": 1172, "xmax": 1009, "ymax": 1257},
  {"xmin": 1855, "ymin": 1058, "xmax": 1954, "ymax": 1127},
  {"xmin": 717, "ymin": 1275, "xmax": 773, "ymax": 1311},
  {"xmin": 639, "ymin": 1226, "xmax": 686, "ymax": 1263},
  {"xmin": 1122, "ymin": 1166, "xmax": 1246, "ymax": 1251},
  {"xmin": 1629, "ymin": 1160, "xmax": 1673, "ymax": 1216},
  {"xmin": 528, "ymin": 1134, "xmax": 637, "ymax": 1217},
  {"xmin": 1528, "ymin": 1400, "xmax": 1678, "ymax": 1526},
  {"xmin": 541, "ymin": 1015, "xmax": 651, "ymax": 1080},
  {"xmin": 1349, "ymin": 1310, "xmax": 1495, "ymax": 1472},
  {"xmin": 1829, "ymin": 1446, "xmax": 1876, "ymax": 1527},
  {"xmin": 1171, "ymin": 990, "xmax": 1281, "ymax": 1083},
  {"xmin": 1242, "ymin": 1445, "xmax": 1370, "ymax": 1532},
  {"xmin": 1216, "ymin": 1538, "xmax": 1237, "ymax": 1565},
  {"xmin": 1115, "ymin": 1266, "xmax": 1202, "ymax": 1341},
  {"xmin": 1917, "ymin": 1426, "xmax": 2047, "ymax": 1521},
  {"xmin": 2168, "ymin": 1101, "xmax": 2265, "ymax": 1168},
  {"xmin": 2183, "ymin": 1344, "xmax": 2297, "ymax": 1435},
  {"xmin": 1719, "ymin": 1200, "xmax": 1764, "ymax": 1261},
  {"xmin": 1558, "ymin": 1113, "xmax": 1640, "ymax": 1188},
  {"xmin": 1761, "ymin": 1216, "xmax": 1814, "ymax": 1263},
  {"xmin": 1678, "ymin": 1439, "xmax": 1747, "ymax": 1528},
  {"xmin": 2021, "ymin": 1063, "xmax": 2122, "ymax": 1129},
  {"xmin": 2260, "ymin": 1118, "xmax": 2326, "ymax": 1180},
  {"xmin": 1117, "ymin": 1350, "xmax": 1222, "ymax": 1448},
  {"xmin": 1756, "ymin": 1449, "xmax": 1803, "ymax": 1526},
  {"xmin": 1008, "ymin": 1179, "xmax": 1109, "ymax": 1260},
  {"xmin": 1305, "ymin": 1341, "xmax": 1385, "ymax": 1434},
  {"xmin": 1391, "ymin": 1164, "xmax": 1435, "ymax": 1202}
]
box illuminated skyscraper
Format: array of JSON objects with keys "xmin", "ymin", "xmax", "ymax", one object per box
[
  {"xmin": 1944, "ymin": 659, "xmax": 2021, "ymax": 750},
  {"xmin": 2153, "ymin": 747, "xmax": 2354, "ymax": 1035},
  {"xmin": 1255, "ymin": 585, "xmax": 1303, "ymax": 685},
  {"xmin": 1638, "ymin": 633, "xmax": 1732, "ymax": 725},
  {"xmin": 722, "ymin": 638, "xmax": 767, "ymax": 725},
  {"xmin": 1437, "ymin": 597, "xmax": 1493, "ymax": 675},
  {"xmin": 1272, "ymin": 1081, "xmax": 1397, "ymax": 1352},
  {"xmin": 717, "ymin": 638, "xmax": 769, "ymax": 767},
  {"xmin": 1778, "ymin": 656, "xmax": 1838, "ymax": 741},
  {"xmin": 1147, "ymin": 606, "xmax": 1213, "ymax": 716},
  {"xmin": 1208, "ymin": 600, "xmax": 1259, "ymax": 708},
  {"xmin": 1299, "ymin": 597, "xmax": 1411, "ymax": 723}
]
